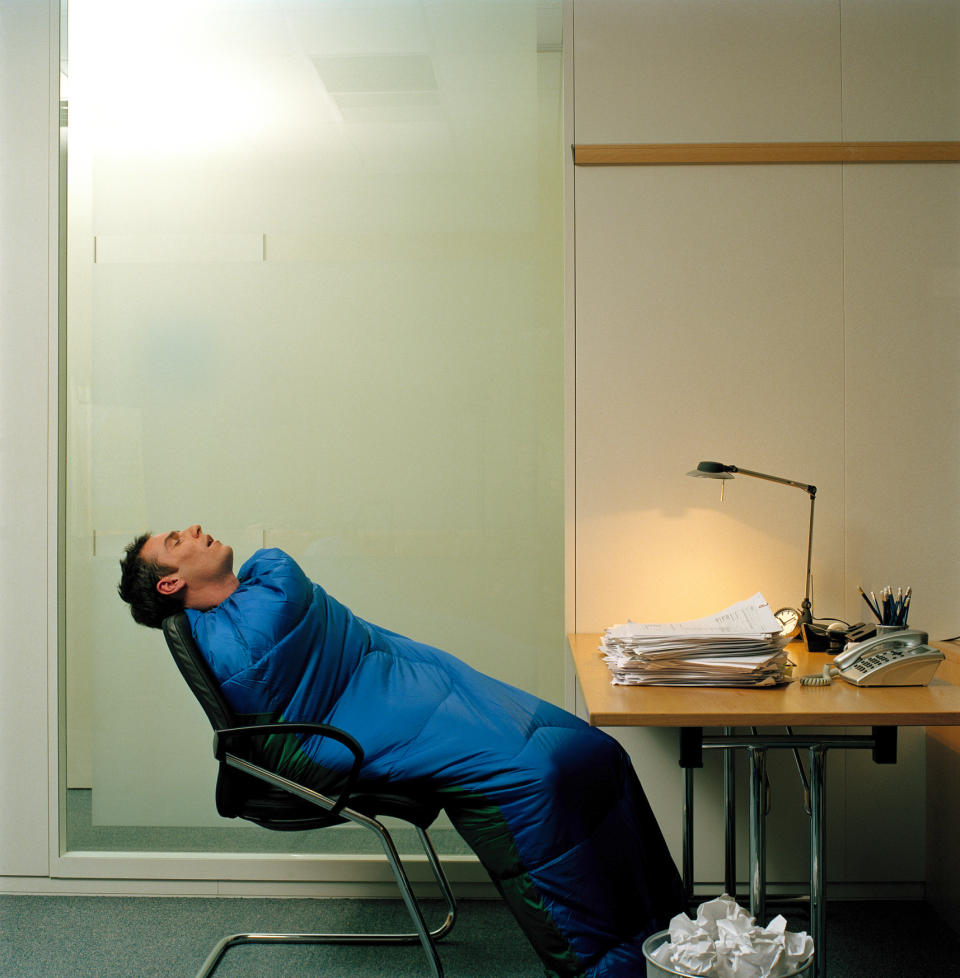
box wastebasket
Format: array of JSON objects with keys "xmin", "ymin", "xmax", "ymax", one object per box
[{"xmin": 642, "ymin": 929, "xmax": 814, "ymax": 978}]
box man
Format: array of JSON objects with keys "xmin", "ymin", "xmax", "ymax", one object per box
[{"xmin": 120, "ymin": 524, "xmax": 684, "ymax": 978}]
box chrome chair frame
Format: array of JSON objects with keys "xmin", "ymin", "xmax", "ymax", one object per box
[
  {"xmin": 196, "ymin": 743, "xmax": 457, "ymax": 978},
  {"xmin": 160, "ymin": 613, "xmax": 458, "ymax": 978}
]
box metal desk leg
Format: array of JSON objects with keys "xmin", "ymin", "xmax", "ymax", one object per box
[
  {"xmin": 682, "ymin": 764, "xmax": 695, "ymax": 902},
  {"xmin": 723, "ymin": 729, "xmax": 736, "ymax": 898},
  {"xmin": 748, "ymin": 747, "xmax": 767, "ymax": 924},
  {"xmin": 679, "ymin": 727, "xmax": 703, "ymax": 907},
  {"xmin": 809, "ymin": 747, "xmax": 827, "ymax": 978}
]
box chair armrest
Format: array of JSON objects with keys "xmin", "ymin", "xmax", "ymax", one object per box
[{"xmin": 214, "ymin": 722, "xmax": 364, "ymax": 818}]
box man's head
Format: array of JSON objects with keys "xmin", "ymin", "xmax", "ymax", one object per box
[{"xmin": 118, "ymin": 524, "xmax": 238, "ymax": 628}]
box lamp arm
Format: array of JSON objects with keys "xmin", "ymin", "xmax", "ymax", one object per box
[{"xmin": 729, "ymin": 466, "xmax": 817, "ymax": 497}]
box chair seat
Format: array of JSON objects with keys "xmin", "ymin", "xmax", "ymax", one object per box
[{"xmin": 235, "ymin": 784, "xmax": 443, "ymax": 832}]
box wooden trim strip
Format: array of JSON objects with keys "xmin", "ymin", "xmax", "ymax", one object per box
[{"xmin": 573, "ymin": 141, "xmax": 960, "ymax": 166}]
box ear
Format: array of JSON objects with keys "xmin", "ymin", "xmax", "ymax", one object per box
[{"xmin": 156, "ymin": 574, "xmax": 185, "ymax": 597}]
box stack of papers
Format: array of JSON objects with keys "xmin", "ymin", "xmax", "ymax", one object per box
[{"xmin": 602, "ymin": 593, "xmax": 792, "ymax": 687}]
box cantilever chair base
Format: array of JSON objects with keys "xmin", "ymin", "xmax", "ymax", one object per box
[
  {"xmin": 191, "ymin": 753, "xmax": 458, "ymax": 978},
  {"xmin": 192, "ymin": 760, "xmax": 457, "ymax": 978}
]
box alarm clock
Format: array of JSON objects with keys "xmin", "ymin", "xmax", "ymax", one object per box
[{"xmin": 774, "ymin": 607, "xmax": 801, "ymax": 639}]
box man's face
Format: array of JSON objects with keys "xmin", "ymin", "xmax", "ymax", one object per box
[{"xmin": 140, "ymin": 524, "xmax": 234, "ymax": 596}]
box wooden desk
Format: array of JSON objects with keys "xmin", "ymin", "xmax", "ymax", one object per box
[
  {"xmin": 569, "ymin": 634, "xmax": 960, "ymax": 978},
  {"xmin": 569, "ymin": 635, "xmax": 960, "ymax": 728}
]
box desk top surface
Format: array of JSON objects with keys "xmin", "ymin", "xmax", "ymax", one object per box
[{"xmin": 569, "ymin": 633, "xmax": 960, "ymax": 727}]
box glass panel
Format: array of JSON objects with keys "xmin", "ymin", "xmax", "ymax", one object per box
[{"xmin": 64, "ymin": 0, "xmax": 563, "ymax": 853}]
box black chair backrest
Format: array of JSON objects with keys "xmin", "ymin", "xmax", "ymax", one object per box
[
  {"xmin": 163, "ymin": 611, "xmax": 241, "ymax": 731},
  {"xmin": 162, "ymin": 610, "xmax": 340, "ymax": 827}
]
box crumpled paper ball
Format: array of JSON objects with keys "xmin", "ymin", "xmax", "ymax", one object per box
[{"xmin": 648, "ymin": 895, "xmax": 814, "ymax": 977}]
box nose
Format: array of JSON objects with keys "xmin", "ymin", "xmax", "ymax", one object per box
[{"xmin": 187, "ymin": 524, "xmax": 202, "ymax": 537}]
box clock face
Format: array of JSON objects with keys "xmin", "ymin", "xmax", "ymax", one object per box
[{"xmin": 774, "ymin": 607, "xmax": 801, "ymax": 638}]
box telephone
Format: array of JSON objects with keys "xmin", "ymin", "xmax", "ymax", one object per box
[{"xmin": 833, "ymin": 629, "xmax": 944, "ymax": 687}]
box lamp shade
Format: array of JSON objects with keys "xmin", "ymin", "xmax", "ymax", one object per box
[{"xmin": 687, "ymin": 461, "xmax": 735, "ymax": 479}]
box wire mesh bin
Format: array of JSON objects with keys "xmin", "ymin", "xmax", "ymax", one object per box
[{"xmin": 642, "ymin": 930, "xmax": 814, "ymax": 978}]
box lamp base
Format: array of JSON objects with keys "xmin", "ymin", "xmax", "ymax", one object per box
[{"xmin": 802, "ymin": 622, "xmax": 832, "ymax": 653}]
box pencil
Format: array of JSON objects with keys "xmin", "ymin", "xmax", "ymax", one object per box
[{"xmin": 858, "ymin": 587, "xmax": 881, "ymax": 622}]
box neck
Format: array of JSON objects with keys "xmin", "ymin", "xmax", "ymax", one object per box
[{"xmin": 184, "ymin": 574, "xmax": 240, "ymax": 611}]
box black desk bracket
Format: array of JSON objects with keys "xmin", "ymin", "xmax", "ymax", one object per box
[
  {"xmin": 872, "ymin": 725, "xmax": 897, "ymax": 763},
  {"xmin": 680, "ymin": 726, "xmax": 704, "ymax": 768}
]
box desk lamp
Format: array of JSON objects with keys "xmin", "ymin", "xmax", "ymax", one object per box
[{"xmin": 688, "ymin": 461, "xmax": 817, "ymax": 629}]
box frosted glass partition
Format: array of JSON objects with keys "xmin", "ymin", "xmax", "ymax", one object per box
[{"xmin": 65, "ymin": 0, "xmax": 563, "ymax": 843}]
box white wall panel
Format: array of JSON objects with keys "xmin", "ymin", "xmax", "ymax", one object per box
[
  {"xmin": 842, "ymin": 0, "xmax": 960, "ymax": 140},
  {"xmin": 842, "ymin": 164, "xmax": 960, "ymax": 638},
  {"xmin": 574, "ymin": 0, "xmax": 841, "ymax": 143},
  {"xmin": 0, "ymin": 0, "xmax": 56, "ymax": 877},
  {"xmin": 575, "ymin": 165, "xmax": 845, "ymax": 630}
]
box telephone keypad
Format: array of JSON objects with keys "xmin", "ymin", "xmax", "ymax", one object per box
[{"xmin": 858, "ymin": 649, "xmax": 905, "ymax": 673}]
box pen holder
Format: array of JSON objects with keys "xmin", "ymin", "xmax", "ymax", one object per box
[{"xmin": 875, "ymin": 624, "xmax": 906, "ymax": 637}]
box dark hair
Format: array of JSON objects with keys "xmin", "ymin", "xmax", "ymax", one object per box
[{"xmin": 117, "ymin": 532, "xmax": 184, "ymax": 629}]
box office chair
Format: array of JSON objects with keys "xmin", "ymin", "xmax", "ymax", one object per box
[{"xmin": 161, "ymin": 612, "xmax": 458, "ymax": 978}]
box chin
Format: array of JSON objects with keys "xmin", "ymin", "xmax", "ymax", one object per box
[{"xmin": 215, "ymin": 543, "xmax": 234, "ymax": 573}]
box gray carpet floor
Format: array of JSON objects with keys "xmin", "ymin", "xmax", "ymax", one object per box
[{"xmin": 2, "ymin": 895, "xmax": 960, "ymax": 977}]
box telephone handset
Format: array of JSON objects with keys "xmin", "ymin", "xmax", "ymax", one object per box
[{"xmin": 833, "ymin": 629, "xmax": 944, "ymax": 687}]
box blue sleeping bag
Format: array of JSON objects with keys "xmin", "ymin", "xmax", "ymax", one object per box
[{"xmin": 187, "ymin": 549, "xmax": 683, "ymax": 977}]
